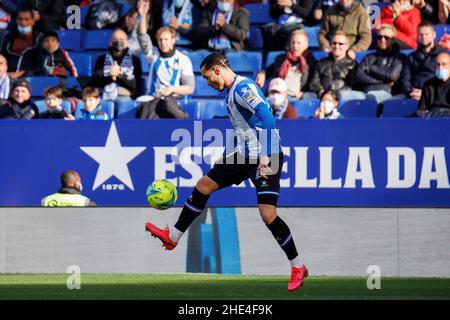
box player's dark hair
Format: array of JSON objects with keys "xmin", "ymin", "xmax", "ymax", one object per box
[
  {"xmin": 61, "ymin": 170, "xmax": 80, "ymax": 188},
  {"xmin": 200, "ymin": 53, "xmax": 230, "ymax": 70}
]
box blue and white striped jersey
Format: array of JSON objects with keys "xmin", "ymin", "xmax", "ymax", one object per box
[{"xmin": 225, "ymin": 75, "xmax": 281, "ymax": 158}]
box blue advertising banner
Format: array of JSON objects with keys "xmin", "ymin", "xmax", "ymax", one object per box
[{"xmin": 0, "ymin": 119, "xmax": 449, "ymax": 207}]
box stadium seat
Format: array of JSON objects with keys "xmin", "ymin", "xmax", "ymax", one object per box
[
  {"xmin": 82, "ymin": 29, "xmax": 114, "ymax": 50},
  {"xmin": 311, "ymin": 50, "xmax": 328, "ymax": 61},
  {"xmin": 187, "ymin": 51, "xmax": 213, "ymax": 74},
  {"xmin": 304, "ymin": 26, "xmax": 320, "ymax": 48},
  {"xmin": 75, "ymin": 100, "xmax": 115, "ymax": 119},
  {"xmin": 179, "ymin": 99, "xmax": 200, "ymax": 119},
  {"xmin": 292, "ymin": 99, "xmax": 320, "ymax": 118},
  {"xmin": 226, "ymin": 52, "xmax": 262, "ymax": 74},
  {"xmin": 26, "ymin": 77, "xmax": 61, "ymax": 98},
  {"xmin": 248, "ymin": 25, "xmax": 263, "ymax": 50},
  {"xmin": 382, "ymin": 98, "xmax": 418, "ymax": 117},
  {"xmin": 339, "ymin": 99, "xmax": 377, "ymax": 118},
  {"xmin": 244, "ymin": 3, "xmax": 273, "ymax": 24},
  {"xmin": 193, "ymin": 75, "xmax": 226, "ymax": 98},
  {"xmin": 57, "ymin": 30, "xmax": 82, "ymax": 51},
  {"xmin": 401, "ymin": 49, "xmax": 414, "ymax": 56},
  {"xmin": 139, "ymin": 53, "xmax": 150, "ymax": 74},
  {"xmin": 87, "ymin": 51, "xmax": 105, "ymax": 72},
  {"xmin": 69, "ymin": 52, "xmax": 92, "ymax": 77},
  {"xmin": 34, "ymin": 100, "xmax": 72, "ymax": 114},
  {"xmin": 120, "ymin": 3, "xmax": 133, "ymax": 18},
  {"xmin": 434, "ymin": 25, "xmax": 449, "ymax": 43},
  {"xmin": 115, "ymin": 100, "xmax": 138, "ymax": 119},
  {"xmin": 198, "ymin": 99, "xmax": 229, "ymax": 119},
  {"xmin": 265, "ymin": 51, "xmax": 283, "ymax": 67},
  {"xmin": 355, "ymin": 50, "xmax": 375, "ymax": 63}
]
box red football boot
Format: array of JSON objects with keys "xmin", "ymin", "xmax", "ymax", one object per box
[
  {"xmin": 145, "ymin": 222, "xmax": 177, "ymax": 250},
  {"xmin": 288, "ymin": 265, "xmax": 308, "ymax": 292}
]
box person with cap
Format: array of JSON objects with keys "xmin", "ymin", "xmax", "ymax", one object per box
[
  {"xmin": 267, "ymin": 77, "xmax": 298, "ymax": 119},
  {"xmin": 42, "ymin": 170, "xmax": 96, "ymax": 207},
  {"xmin": 0, "ymin": 79, "xmax": 39, "ymax": 119}
]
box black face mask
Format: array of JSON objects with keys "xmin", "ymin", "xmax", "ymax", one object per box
[{"xmin": 111, "ymin": 41, "xmax": 126, "ymax": 52}]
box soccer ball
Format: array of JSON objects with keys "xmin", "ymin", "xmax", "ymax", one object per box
[{"xmin": 146, "ymin": 179, "xmax": 178, "ymax": 210}]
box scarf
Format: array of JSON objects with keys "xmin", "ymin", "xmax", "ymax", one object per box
[
  {"xmin": 278, "ymin": 51, "xmax": 308, "ymax": 79},
  {"xmin": 163, "ymin": 0, "xmax": 193, "ymax": 45},
  {"xmin": 273, "ymin": 101, "xmax": 288, "ymax": 119},
  {"xmin": 149, "ymin": 52, "xmax": 181, "ymax": 96},
  {"xmin": 102, "ymin": 50, "xmax": 134, "ymax": 100},
  {"xmin": 208, "ymin": 8, "xmax": 233, "ymax": 50},
  {"xmin": 0, "ymin": 72, "xmax": 10, "ymax": 100}
]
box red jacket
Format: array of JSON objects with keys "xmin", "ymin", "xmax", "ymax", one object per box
[{"xmin": 380, "ymin": 6, "xmax": 421, "ymax": 50}]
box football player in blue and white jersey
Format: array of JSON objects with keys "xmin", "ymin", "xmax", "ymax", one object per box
[{"xmin": 146, "ymin": 53, "xmax": 308, "ymax": 291}]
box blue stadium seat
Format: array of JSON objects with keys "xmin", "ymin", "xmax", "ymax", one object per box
[
  {"xmin": 193, "ymin": 75, "xmax": 226, "ymax": 98},
  {"xmin": 265, "ymin": 51, "xmax": 283, "ymax": 67},
  {"xmin": 120, "ymin": 3, "xmax": 133, "ymax": 19},
  {"xmin": 226, "ymin": 52, "xmax": 262, "ymax": 74},
  {"xmin": 87, "ymin": 50, "xmax": 105, "ymax": 72},
  {"xmin": 82, "ymin": 29, "xmax": 113, "ymax": 50},
  {"xmin": 356, "ymin": 50, "xmax": 375, "ymax": 63},
  {"xmin": 139, "ymin": 53, "xmax": 150, "ymax": 74},
  {"xmin": 34, "ymin": 100, "xmax": 72, "ymax": 114},
  {"xmin": 179, "ymin": 99, "xmax": 200, "ymax": 119},
  {"xmin": 248, "ymin": 25, "xmax": 263, "ymax": 50},
  {"xmin": 434, "ymin": 24, "xmax": 449, "ymax": 42},
  {"xmin": 69, "ymin": 52, "xmax": 92, "ymax": 77},
  {"xmin": 75, "ymin": 100, "xmax": 115, "ymax": 119},
  {"xmin": 115, "ymin": 100, "xmax": 138, "ymax": 119},
  {"xmin": 292, "ymin": 99, "xmax": 320, "ymax": 118},
  {"xmin": 244, "ymin": 3, "xmax": 273, "ymax": 24},
  {"xmin": 401, "ymin": 49, "xmax": 414, "ymax": 56},
  {"xmin": 339, "ymin": 99, "xmax": 377, "ymax": 118},
  {"xmin": 187, "ymin": 51, "xmax": 212, "ymax": 74},
  {"xmin": 383, "ymin": 98, "xmax": 418, "ymax": 117},
  {"xmin": 311, "ymin": 50, "xmax": 328, "ymax": 61},
  {"xmin": 198, "ymin": 99, "xmax": 229, "ymax": 119},
  {"xmin": 57, "ymin": 30, "xmax": 82, "ymax": 51},
  {"xmin": 304, "ymin": 26, "xmax": 320, "ymax": 48},
  {"xmin": 26, "ymin": 77, "xmax": 61, "ymax": 98}
]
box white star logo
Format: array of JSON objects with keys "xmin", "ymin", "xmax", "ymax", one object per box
[{"xmin": 80, "ymin": 122, "xmax": 146, "ymax": 191}]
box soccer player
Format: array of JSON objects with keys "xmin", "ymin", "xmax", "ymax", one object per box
[{"xmin": 145, "ymin": 53, "xmax": 308, "ymax": 291}]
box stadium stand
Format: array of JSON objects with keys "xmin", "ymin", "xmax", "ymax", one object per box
[
  {"xmin": 382, "ymin": 99, "xmax": 418, "ymax": 118},
  {"xmin": 339, "ymin": 99, "xmax": 378, "ymax": 118},
  {"xmin": 34, "ymin": 100, "xmax": 72, "ymax": 114},
  {"xmin": 75, "ymin": 100, "xmax": 115, "ymax": 120},
  {"xmin": 292, "ymin": 99, "xmax": 321, "ymax": 118}
]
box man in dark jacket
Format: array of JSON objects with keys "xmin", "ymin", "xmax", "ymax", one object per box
[
  {"xmin": 0, "ymin": 8, "xmax": 42, "ymax": 78},
  {"xmin": 418, "ymin": 52, "xmax": 450, "ymax": 117},
  {"xmin": 194, "ymin": 0, "xmax": 249, "ymax": 52},
  {"xmin": 400, "ymin": 21, "xmax": 447, "ymax": 101},
  {"xmin": 354, "ymin": 24, "xmax": 405, "ymax": 104},
  {"xmin": 309, "ymin": 31, "xmax": 359, "ymax": 101},
  {"xmin": 0, "ymin": 79, "xmax": 39, "ymax": 119},
  {"xmin": 24, "ymin": 0, "xmax": 65, "ymax": 32}
]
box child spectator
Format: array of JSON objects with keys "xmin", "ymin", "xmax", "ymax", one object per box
[
  {"xmin": 40, "ymin": 86, "xmax": 75, "ymax": 120},
  {"xmin": 76, "ymin": 87, "xmax": 109, "ymax": 120},
  {"xmin": 0, "ymin": 79, "xmax": 39, "ymax": 119},
  {"xmin": 38, "ymin": 31, "xmax": 78, "ymax": 78},
  {"xmin": 267, "ymin": 77, "xmax": 298, "ymax": 119},
  {"xmin": 314, "ymin": 90, "xmax": 344, "ymax": 119}
]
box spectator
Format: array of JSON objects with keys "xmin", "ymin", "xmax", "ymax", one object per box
[
  {"xmin": 267, "ymin": 77, "xmax": 298, "ymax": 119},
  {"xmin": 438, "ymin": 0, "xmax": 450, "ymax": 23},
  {"xmin": 161, "ymin": 0, "xmax": 198, "ymax": 48},
  {"xmin": 42, "ymin": 170, "xmax": 96, "ymax": 207},
  {"xmin": 379, "ymin": 0, "xmax": 421, "ymax": 50},
  {"xmin": 314, "ymin": 90, "xmax": 344, "ymax": 119},
  {"xmin": 91, "ymin": 28, "xmax": 142, "ymax": 101},
  {"xmin": 264, "ymin": 0, "xmax": 315, "ymax": 51},
  {"xmin": 418, "ymin": 52, "xmax": 450, "ymax": 116},
  {"xmin": 318, "ymin": 0, "xmax": 371, "ymax": 59},
  {"xmin": 354, "ymin": 24, "xmax": 405, "ymax": 104},
  {"xmin": 0, "ymin": 79, "xmax": 39, "ymax": 119},
  {"xmin": 37, "ymin": 31, "xmax": 78, "ymax": 78},
  {"xmin": 256, "ymin": 29, "xmax": 316, "ymax": 100},
  {"xmin": 401, "ymin": 22, "xmax": 447, "ymax": 100},
  {"xmin": 416, "ymin": 0, "xmax": 450, "ymax": 24},
  {"xmin": 76, "ymin": 87, "xmax": 109, "ymax": 120},
  {"xmin": 23, "ymin": 0, "xmax": 65, "ymax": 33},
  {"xmin": 39, "ymin": 86, "xmax": 75, "ymax": 120},
  {"xmin": 0, "ymin": 55, "xmax": 11, "ymax": 102},
  {"xmin": 309, "ymin": 31, "xmax": 358, "ymax": 101},
  {"xmin": 136, "ymin": 2, "xmax": 194, "ymax": 119},
  {"xmin": 0, "ymin": 8, "xmax": 43, "ymax": 79}
]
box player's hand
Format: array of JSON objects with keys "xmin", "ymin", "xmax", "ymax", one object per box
[
  {"xmin": 255, "ymin": 72, "xmax": 266, "ymax": 88},
  {"xmin": 257, "ymin": 155, "xmax": 272, "ymax": 180}
]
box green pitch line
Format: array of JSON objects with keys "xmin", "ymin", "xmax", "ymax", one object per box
[{"xmin": 0, "ymin": 274, "xmax": 449, "ymax": 300}]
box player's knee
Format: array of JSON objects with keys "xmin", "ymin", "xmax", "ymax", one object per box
[
  {"xmin": 258, "ymin": 204, "xmax": 277, "ymax": 225},
  {"xmin": 196, "ymin": 176, "xmax": 218, "ymax": 196}
]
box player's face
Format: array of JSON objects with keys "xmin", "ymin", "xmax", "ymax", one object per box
[{"xmin": 201, "ymin": 66, "xmax": 225, "ymax": 91}]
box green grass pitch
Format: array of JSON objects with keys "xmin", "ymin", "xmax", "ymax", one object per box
[{"xmin": 0, "ymin": 274, "xmax": 449, "ymax": 300}]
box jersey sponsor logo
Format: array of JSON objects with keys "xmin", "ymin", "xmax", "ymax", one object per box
[{"xmin": 241, "ymin": 85, "xmax": 263, "ymax": 109}]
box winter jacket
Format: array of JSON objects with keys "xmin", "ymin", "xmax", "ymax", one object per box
[
  {"xmin": 0, "ymin": 99, "xmax": 39, "ymax": 119},
  {"xmin": 354, "ymin": 44, "xmax": 405, "ymax": 93},
  {"xmin": 380, "ymin": 6, "xmax": 421, "ymax": 50},
  {"xmin": 24, "ymin": 0, "xmax": 65, "ymax": 32},
  {"xmin": 318, "ymin": 2, "xmax": 371, "ymax": 52},
  {"xmin": 418, "ymin": 77, "xmax": 450, "ymax": 111},
  {"xmin": 269, "ymin": 0, "xmax": 315, "ymax": 24},
  {"xmin": 37, "ymin": 47, "xmax": 79, "ymax": 78},
  {"xmin": 400, "ymin": 44, "xmax": 447, "ymax": 95},
  {"xmin": 309, "ymin": 54, "xmax": 357, "ymax": 93}
]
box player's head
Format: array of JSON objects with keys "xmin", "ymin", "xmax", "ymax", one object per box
[
  {"xmin": 61, "ymin": 170, "xmax": 83, "ymax": 192},
  {"xmin": 200, "ymin": 53, "xmax": 231, "ymax": 91}
]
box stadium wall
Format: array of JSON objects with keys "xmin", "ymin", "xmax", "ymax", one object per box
[{"xmin": 0, "ymin": 207, "xmax": 449, "ymax": 277}]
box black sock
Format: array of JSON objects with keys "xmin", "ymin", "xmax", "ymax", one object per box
[
  {"xmin": 266, "ymin": 216, "xmax": 298, "ymax": 260},
  {"xmin": 174, "ymin": 188, "xmax": 210, "ymax": 232}
]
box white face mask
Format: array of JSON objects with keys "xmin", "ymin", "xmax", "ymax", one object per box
[
  {"xmin": 322, "ymin": 101, "xmax": 335, "ymax": 114},
  {"xmin": 268, "ymin": 93, "xmax": 286, "ymax": 107},
  {"xmin": 76, "ymin": 182, "xmax": 83, "ymax": 192},
  {"xmin": 218, "ymin": 1, "xmax": 232, "ymax": 12}
]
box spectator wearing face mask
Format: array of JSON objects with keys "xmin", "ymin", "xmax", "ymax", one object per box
[
  {"xmin": 161, "ymin": 0, "xmax": 197, "ymax": 48},
  {"xmin": 418, "ymin": 52, "xmax": 450, "ymax": 117},
  {"xmin": 267, "ymin": 78, "xmax": 298, "ymax": 119},
  {"xmin": 91, "ymin": 28, "xmax": 142, "ymax": 101},
  {"xmin": 0, "ymin": 7, "xmax": 43, "ymax": 79},
  {"xmin": 314, "ymin": 90, "xmax": 344, "ymax": 119},
  {"xmin": 194, "ymin": 0, "xmax": 249, "ymax": 52}
]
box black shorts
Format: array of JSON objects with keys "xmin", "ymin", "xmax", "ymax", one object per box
[{"xmin": 207, "ymin": 152, "xmax": 284, "ymax": 206}]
